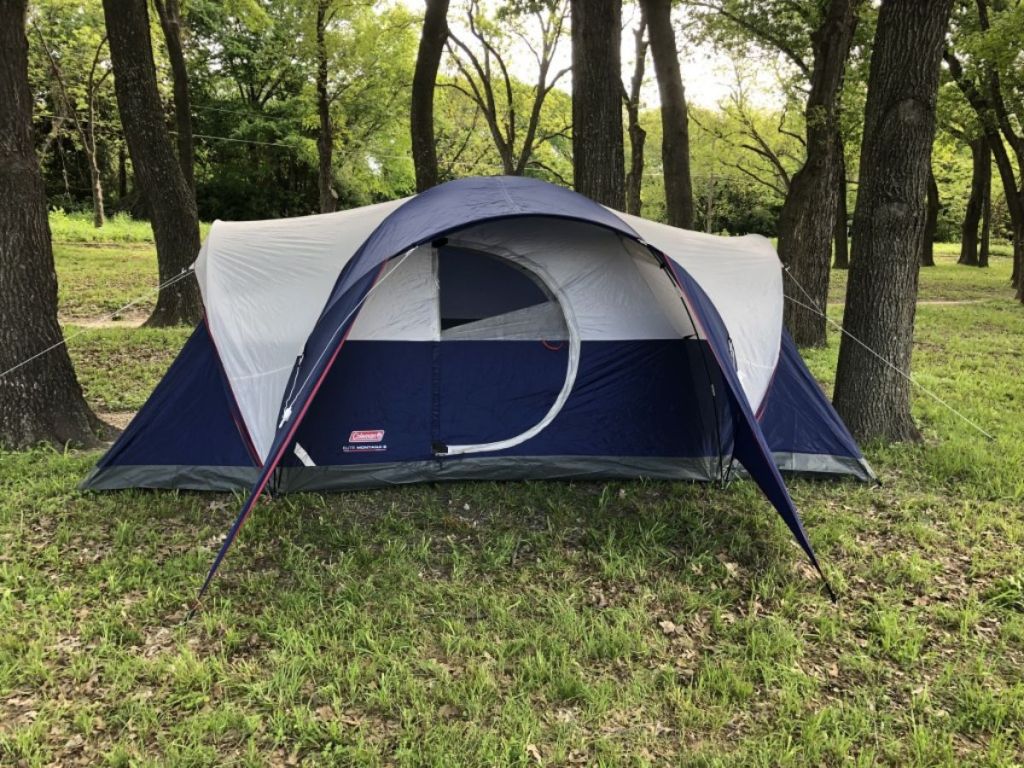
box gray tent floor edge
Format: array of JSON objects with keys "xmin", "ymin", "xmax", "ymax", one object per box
[
  {"xmin": 79, "ymin": 465, "xmax": 259, "ymax": 492},
  {"xmin": 769, "ymin": 452, "xmax": 876, "ymax": 482},
  {"xmin": 79, "ymin": 453, "xmax": 874, "ymax": 492},
  {"xmin": 279, "ymin": 455, "xmax": 719, "ymax": 492}
]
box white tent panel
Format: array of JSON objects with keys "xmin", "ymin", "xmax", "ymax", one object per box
[
  {"xmin": 613, "ymin": 211, "xmax": 783, "ymax": 411},
  {"xmin": 195, "ymin": 198, "xmax": 407, "ymax": 461},
  {"xmin": 348, "ymin": 246, "xmax": 438, "ymax": 341}
]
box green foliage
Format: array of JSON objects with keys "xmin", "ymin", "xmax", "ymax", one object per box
[
  {"xmin": 184, "ymin": 0, "xmax": 417, "ymax": 218},
  {"xmin": 641, "ymin": 102, "xmax": 791, "ymax": 235},
  {"xmin": 28, "ymin": 0, "xmax": 122, "ymax": 209}
]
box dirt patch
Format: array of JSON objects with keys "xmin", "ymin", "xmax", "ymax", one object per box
[
  {"xmin": 97, "ymin": 411, "xmax": 136, "ymax": 431},
  {"xmin": 62, "ymin": 314, "xmax": 148, "ymax": 329}
]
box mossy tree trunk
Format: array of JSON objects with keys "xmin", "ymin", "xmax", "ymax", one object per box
[
  {"xmin": 0, "ymin": 0, "xmax": 99, "ymax": 448},
  {"xmin": 777, "ymin": 0, "xmax": 861, "ymax": 347},
  {"xmin": 833, "ymin": 0, "xmax": 954, "ymax": 443},
  {"xmin": 103, "ymin": 0, "xmax": 202, "ymax": 327},
  {"xmin": 570, "ymin": 0, "xmax": 625, "ymax": 208}
]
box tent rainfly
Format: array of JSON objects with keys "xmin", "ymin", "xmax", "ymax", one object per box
[{"xmin": 83, "ymin": 176, "xmax": 874, "ymax": 596}]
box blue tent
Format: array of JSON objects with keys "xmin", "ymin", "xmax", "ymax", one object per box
[{"xmin": 83, "ymin": 176, "xmax": 873, "ymax": 595}]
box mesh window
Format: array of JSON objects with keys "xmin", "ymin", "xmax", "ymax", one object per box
[{"xmin": 438, "ymin": 247, "xmax": 567, "ymax": 341}]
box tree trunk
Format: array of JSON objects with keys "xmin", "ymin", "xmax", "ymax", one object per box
[
  {"xmin": 316, "ymin": 0, "xmax": 336, "ymax": 213},
  {"xmin": 624, "ymin": 14, "xmax": 647, "ymax": 216},
  {"xmin": 641, "ymin": 0, "xmax": 693, "ymax": 227},
  {"xmin": 944, "ymin": 48, "xmax": 1024, "ymax": 300},
  {"xmin": 153, "ymin": 0, "xmax": 194, "ymax": 192},
  {"xmin": 118, "ymin": 143, "xmax": 128, "ymax": 198},
  {"xmin": 89, "ymin": 157, "xmax": 105, "ymax": 228},
  {"xmin": 0, "ymin": 0, "xmax": 98, "ymax": 448},
  {"xmin": 832, "ymin": 0, "xmax": 953, "ymax": 443},
  {"xmin": 987, "ymin": 129, "xmax": 1024, "ymax": 292},
  {"xmin": 777, "ymin": 0, "xmax": 860, "ymax": 348},
  {"xmin": 103, "ymin": 0, "xmax": 201, "ymax": 326},
  {"xmin": 570, "ymin": 0, "xmax": 625, "ymax": 208},
  {"xmin": 979, "ymin": 155, "xmax": 991, "ymax": 268},
  {"xmin": 833, "ymin": 140, "xmax": 850, "ymax": 269},
  {"xmin": 411, "ymin": 0, "xmax": 449, "ymax": 193},
  {"xmin": 920, "ymin": 168, "xmax": 938, "ymax": 267},
  {"xmin": 959, "ymin": 137, "xmax": 988, "ymax": 266}
]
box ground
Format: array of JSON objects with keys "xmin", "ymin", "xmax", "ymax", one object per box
[{"xmin": 1, "ymin": 213, "xmax": 1022, "ymax": 766}]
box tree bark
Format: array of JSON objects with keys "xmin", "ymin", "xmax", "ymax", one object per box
[
  {"xmin": 153, "ymin": 0, "xmax": 194, "ymax": 192},
  {"xmin": 979, "ymin": 156, "xmax": 991, "ymax": 268},
  {"xmin": 315, "ymin": 0, "xmax": 336, "ymax": 213},
  {"xmin": 776, "ymin": 0, "xmax": 860, "ymax": 347},
  {"xmin": 103, "ymin": 0, "xmax": 201, "ymax": 326},
  {"xmin": 88, "ymin": 155, "xmax": 105, "ymax": 228},
  {"xmin": 0, "ymin": 0, "xmax": 98, "ymax": 448},
  {"xmin": 570, "ymin": 0, "xmax": 625, "ymax": 208},
  {"xmin": 959, "ymin": 137, "xmax": 988, "ymax": 266},
  {"xmin": 624, "ymin": 13, "xmax": 647, "ymax": 216},
  {"xmin": 920, "ymin": 168, "xmax": 938, "ymax": 267},
  {"xmin": 641, "ymin": 0, "xmax": 693, "ymax": 227},
  {"xmin": 411, "ymin": 0, "xmax": 449, "ymax": 193},
  {"xmin": 833, "ymin": 140, "xmax": 850, "ymax": 269},
  {"xmin": 118, "ymin": 143, "xmax": 128, "ymax": 198},
  {"xmin": 833, "ymin": 0, "xmax": 953, "ymax": 443}
]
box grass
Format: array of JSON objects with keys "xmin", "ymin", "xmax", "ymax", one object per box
[
  {"xmin": 2, "ymin": 230, "xmax": 1023, "ymax": 765},
  {"xmin": 51, "ymin": 210, "xmax": 213, "ymax": 323},
  {"xmin": 49, "ymin": 210, "xmax": 212, "ymax": 245},
  {"xmin": 827, "ymin": 242, "xmax": 1017, "ymax": 304}
]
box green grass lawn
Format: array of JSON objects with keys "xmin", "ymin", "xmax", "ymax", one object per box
[{"xmin": 1, "ymin": 230, "xmax": 1022, "ymax": 766}]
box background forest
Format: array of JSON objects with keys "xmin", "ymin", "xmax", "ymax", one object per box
[{"xmin": 25, "ymin": 0, "xmax": 1014, "ymax": 241}]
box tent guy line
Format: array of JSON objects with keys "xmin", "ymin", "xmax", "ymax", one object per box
[
  {"xmin": 781, "ymin": 288, "xmax": 997, "ymax": 442},
  {"xmin": 0, "ymin": 266, "xmax": 195, "ymax": 383}
]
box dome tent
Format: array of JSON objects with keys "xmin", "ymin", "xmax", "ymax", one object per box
[{"xmin": 82, "ymin": 176, "xmax": 873, "ymax": 594}]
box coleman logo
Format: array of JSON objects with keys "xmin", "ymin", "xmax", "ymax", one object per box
[{"xmin": 349, "ymin": 429, "xmax": 385, "ymax": 443}]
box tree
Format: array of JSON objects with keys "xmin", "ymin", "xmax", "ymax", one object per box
[
  {"xmin": 714, "ymin": 76, "xmax": 803, "ymax": 200},
  {"xmin": 102, "ymin": 0, "xmax": 202, "ymax": 326},
  {"xmin": 623, "ymin": 10, "xmax": 648, "ymax": 216},
  {"xmin": 832, "ymin": 150, "xmax": 849, "ymax": 268},
  {"xmin": 0, "ymin": 0, "xmax": 97, "ymax": 447},
  {"xmin": 775, "ymin": 0, "xmax": 861, "ymax": 347},
  {"xmin": 181, "ymin": 0, "xmax": 415, "ymax": 219},
  {"xmin": 920, "ymin": 168, "xmax": 938, "ymax": 267},
  {"xmin": 979, "ymin": 153, "xmax": 992, "ymax": 268},
  {"xmin": 315, "ymin": 0, "xmax": 336, "ymax": 212},
  {"xmin": 640, "ymin": 0, "xmax": 693, "ymax": 227},
  {"xmin": 832, "ymin": 0, "xmax": 954, "ymax": 443},
  {"xmin": 570, "ymin": 0, "xmax": 624, "ymax": 208},
  {"xmin": 945, "ymin": 0, "xmax": 1024, "ymax": 301},
  {"xmin": 411, "ymin": 0, "xmax": 450, "ymax": 192},
  {"xmin": 153, "ymin": 0, "xmax": 194, "ymax": 192},
  {"xmin": 687, "ymin": 0, "xmax": 865, "ymax": 344},
  {"xmin": 32, "ymin": 0, "xmax": 112, "ymax": 227},
  {"xmin": 959, "ymin": 136, "xmax": 991, "ymax": 266},
  {"xmin": 444, "ymin": 0, "xmax": 570, "ymax": 176}
]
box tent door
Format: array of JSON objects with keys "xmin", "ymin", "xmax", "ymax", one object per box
[{"xmin": 432, "ymin": 245, "xmax": 578, "ymax": 456}]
